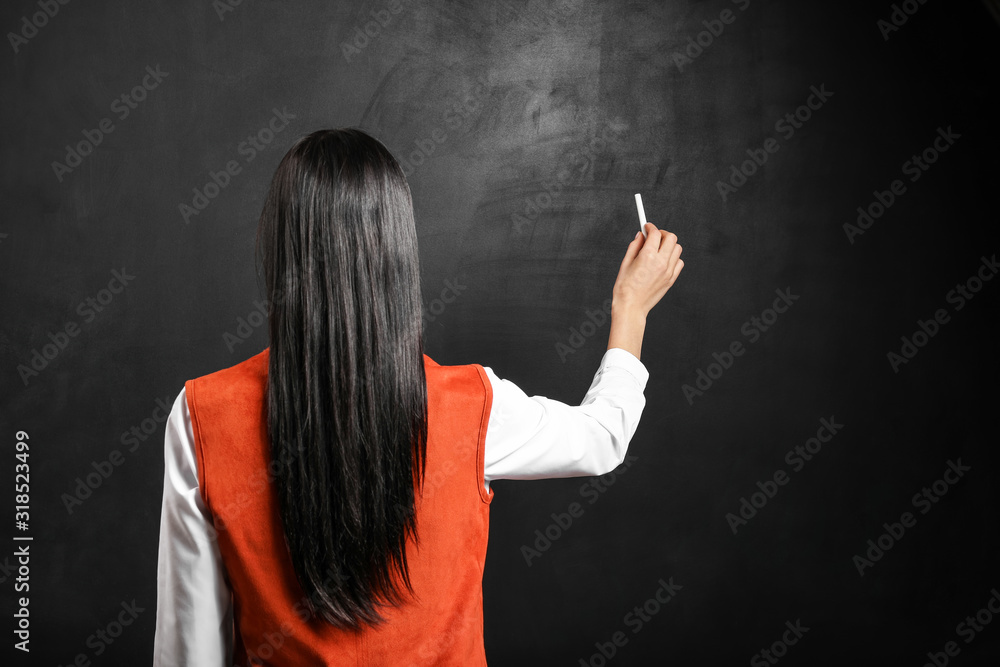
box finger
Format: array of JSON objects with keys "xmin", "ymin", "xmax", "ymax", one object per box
[
  {"xmin": 671, "ymin": 258, "xmax": 685, "ymax": 282},
  {"xmin": 662, "ymin": 242, "xmax": 681, "ymax": 279},
  {"xmin": 669, "ymin": 242, "xmax": 682, "ymax": 266},
  {"xmin": 640, "ymin": 223, "xmax": 662, "ymax": 255},
  {"xmin": 621, "ymin": 231, "xmax": 643, "ymax": 267},
  {"xmin": 659, "ymin": 231, "xmax": 678, "ymax": 253}
]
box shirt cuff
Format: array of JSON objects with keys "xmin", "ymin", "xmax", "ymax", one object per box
[{"xmin": 600, "ymin": 348, "xmax": 650, "ymax": 389}]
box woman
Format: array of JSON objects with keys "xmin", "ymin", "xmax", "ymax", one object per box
[{"xmin": 153, "ymin": 128, "xmax": 683, "ymax": 665}]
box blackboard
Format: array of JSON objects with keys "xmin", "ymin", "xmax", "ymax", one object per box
[{"xmin": 2, "ymin": 0, "xmax": 999, "ymax": 664}]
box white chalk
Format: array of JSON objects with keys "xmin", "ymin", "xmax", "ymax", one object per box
[{"xmin": 634, "ymin": 193, "xmax": 648, "ymax": 238}]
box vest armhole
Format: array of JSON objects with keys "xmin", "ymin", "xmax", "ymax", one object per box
[
  {"xmin": 471, "ymin": 364, "xmax": 494, "ymax": 505},
  {"xmin": 184, "ymin": 378, "xmax": 212, "ymax": 514}
]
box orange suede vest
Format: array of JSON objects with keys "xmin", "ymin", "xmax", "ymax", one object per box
[{"xmin": 184, "ymin": 348, "xmax": 494, "ymax": 666}]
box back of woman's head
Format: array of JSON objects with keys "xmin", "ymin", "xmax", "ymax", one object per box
[{"xmin": 255, "ymin": 128, "xmax": 428, "ymax": 630}]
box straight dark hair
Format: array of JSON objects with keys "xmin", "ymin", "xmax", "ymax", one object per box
[{"xmin": 254, "ymin": 128, "xmax": 428, "ymax": 630}]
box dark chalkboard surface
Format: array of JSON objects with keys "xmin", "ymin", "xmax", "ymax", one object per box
[{"xmin": 2, "ymin": 0, "xmax": 999, "ymax": 664}]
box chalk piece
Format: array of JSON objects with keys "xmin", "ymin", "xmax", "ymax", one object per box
[{"xmin": 635, "ymin": 193, "xmax": 648, "ymax": 238}]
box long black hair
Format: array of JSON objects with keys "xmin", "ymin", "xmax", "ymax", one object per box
[{"xmin": 254, "ymin": 128, "xmax": 428, "ymax": 630}]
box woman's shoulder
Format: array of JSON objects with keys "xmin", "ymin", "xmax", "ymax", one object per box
[{"xmin": 185, "ymin": 347, "xmax": 268, "ymax": 395}]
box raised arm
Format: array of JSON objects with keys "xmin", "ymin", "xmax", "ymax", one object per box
[{"xmin": 482, "ymin": 223, "xmax": 684, "ymax": 489}]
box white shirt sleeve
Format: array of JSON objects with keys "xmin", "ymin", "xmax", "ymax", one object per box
[
  {"xmin": 482, "ymin": 347, "xmax": 649, "ymax": 492},
  {"xmin": 153, "ymin": 388, "xmax": 233, "ymax": 667}
]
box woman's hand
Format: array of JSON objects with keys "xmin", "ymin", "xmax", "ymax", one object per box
[
  {"xmin": 606, "ymin": 223, "xmax": 684, "ymax": 360},
  {"xmin": 613, "ymin": 223, "xmax": 684, "ymax": 318}
]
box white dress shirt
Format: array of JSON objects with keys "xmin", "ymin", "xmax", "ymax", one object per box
[{"xmin": 153, "ymin": 347, "xmax": 648, "ymax": 666}]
